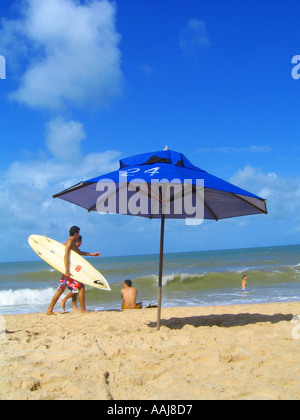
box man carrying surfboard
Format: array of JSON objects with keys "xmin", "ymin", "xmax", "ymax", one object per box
[
  {"xmin": 60, "ymin": 235, "xmax": 100, "ymax": 312},
  {"xmin": 46, "ymin": 226, "xmax": 100, "ymax": 315}
]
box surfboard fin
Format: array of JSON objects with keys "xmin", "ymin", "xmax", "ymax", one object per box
[{"xmin": 94, "ymin": 280, "xmax": 104, "ymax": 286}]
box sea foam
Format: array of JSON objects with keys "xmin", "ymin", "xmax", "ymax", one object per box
[{"xmin": 0, "ymin": 288, "xmax": 56, "ymax": 307}]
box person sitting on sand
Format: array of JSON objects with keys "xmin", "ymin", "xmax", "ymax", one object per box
[
  {"xmin": 121, "ymin": 279, "xmax": 142, "ymax": 309},
  {"xmin": 242, "ymin": 275, "xmax": 247, "ymax": 292},
  {"xmin": 46, "ymin": 227, "xmax": 100, "ymax": 315}
]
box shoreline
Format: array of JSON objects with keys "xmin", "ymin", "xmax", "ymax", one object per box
[
  {"xmin": 1, "ymin": 295, "xmax": 300, "ymax": 317},
  {"xmin": 1, "ymin": 301, "xmax": 300, "ymax": 400}
]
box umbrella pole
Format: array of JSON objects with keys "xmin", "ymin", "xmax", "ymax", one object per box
[{"xmin": 157, "ymin": 213, "xmax": 165, "ymax": 331}]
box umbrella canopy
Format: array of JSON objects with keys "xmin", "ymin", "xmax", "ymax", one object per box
[{"xmin": 53, "ymin": 148, "xmax": 267, "ymax": 329}]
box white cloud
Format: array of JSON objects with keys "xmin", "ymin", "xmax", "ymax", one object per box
[
  {"xmin": 1, "ymin": 147, "xmax": 121, "ymax": 237},
  {"xmin": 45, "ymin": 117, "xmax": 86, "ymax": 161},
  {"xmin": 5, "ymin": 149, "xmax": 120, "ymax": 190},
  {"xmin": 2, "ymin": 114, "xmax": 121, "ymax": 224},
  {"xmin": 230, "ymin": 165, "xmax": 300, "ymax": 222},
  {"xmin": 179, "ymin": 19, "xmax": 210, "ymax": 56},
  {"xmin": 0, "ymin": 0, "xmax": 123, "ymax": 110}
]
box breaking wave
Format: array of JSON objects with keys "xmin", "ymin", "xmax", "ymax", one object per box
[{"xmin": 0, "ymin": 288, "xmax": 56, "ymax": 307}]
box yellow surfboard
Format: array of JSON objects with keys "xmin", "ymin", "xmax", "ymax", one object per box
[{"xmin": 28, "ymin": 235, "xmax": 111, "ymax": 291}]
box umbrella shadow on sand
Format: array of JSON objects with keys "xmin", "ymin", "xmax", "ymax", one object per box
[{"xmin": 148, "ymin": 312, "xmax": 294, "ymax": 330}]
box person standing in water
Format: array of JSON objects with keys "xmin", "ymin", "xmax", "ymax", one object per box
[{"xmin": 242, "ymin": 275, "xmax": 247, "ymax": 292}]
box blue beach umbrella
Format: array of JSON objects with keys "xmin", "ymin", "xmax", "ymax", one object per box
[{"xmin": 53, "ymin": 148, "xmax": 267, "ymax": 329}]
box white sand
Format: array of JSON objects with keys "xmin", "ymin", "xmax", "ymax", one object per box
[{"xmin": 1, "ymin": 302, "xmax": 300, "ymax": 400}]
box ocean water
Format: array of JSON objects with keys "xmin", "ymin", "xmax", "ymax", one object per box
[{"xmin": 0, "ymin": 245, "xmax": 300, "ymax": 315}]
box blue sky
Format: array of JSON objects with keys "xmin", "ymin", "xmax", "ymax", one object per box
[{"xmin": 0, "ymin": 0, "xmax": 300, "ymax": 262}]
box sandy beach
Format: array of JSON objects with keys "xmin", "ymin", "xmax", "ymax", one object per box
[{"xmin": 1, "ymin": 301, "xmax": 300, "ymax": 400}]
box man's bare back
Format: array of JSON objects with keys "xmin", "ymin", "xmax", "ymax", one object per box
[{"xmin": 121, "ymin": 280, "xmax": 142, "ymax": 309}]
